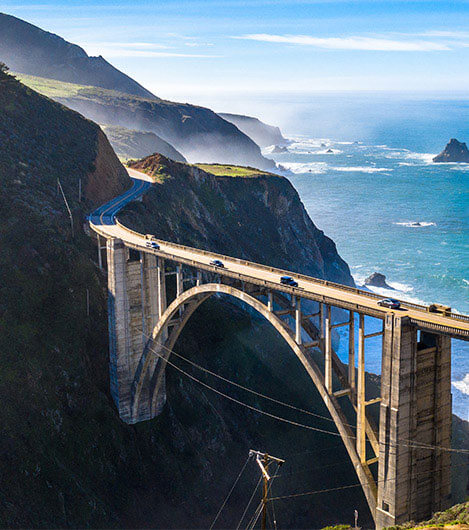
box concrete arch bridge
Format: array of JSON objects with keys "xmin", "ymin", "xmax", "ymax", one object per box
[{"xmin": 89, "ymin": 168, "xmax": 469, "ymax": 528}]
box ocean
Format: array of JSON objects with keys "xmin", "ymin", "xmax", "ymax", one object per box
[{"xmin": 255, "ymin": 93, "xmax": 469, "ymax": 419}]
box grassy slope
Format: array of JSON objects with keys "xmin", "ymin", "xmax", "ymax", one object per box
[
  {"xmin": 16, "ymin": 73, "xmax": 277, "ymax": 170},
  {"xmin": 101, "ymin": 124, "xmax": 186, "ymax": 163},
  {"xmin": 385, "ymin": 501, "xmax": 469, "ymax": 529},
  {"xmin": 1, "ymin": 75, "xmax": 467, "ymax": 529},
  {"xmin": 195, "ymin": 163, "xmax": 274, "ymax": 177}
]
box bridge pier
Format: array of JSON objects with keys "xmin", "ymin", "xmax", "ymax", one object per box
[
  {"xmin": 376, "ymin": 315, "xmax": 452, "ymax": 529},
  {"xmin": 107, "ymin": 238, "xmax": 164, "ymax": 423}
]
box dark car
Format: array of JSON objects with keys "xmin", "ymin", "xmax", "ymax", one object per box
[
  {"xmin": 280, "ymin": 275, "xmax": 299, "ymax": 287},
  {"xmin": 378, "ymin": 298, "xmax": 401, "ymax": 309},
  {"xmin": 210, "ymin": 259, "xmax": 224, "ymax": 268},
  {"xmin": 145, "ymin": 240, "xmax": 160, "ymax": 250}
]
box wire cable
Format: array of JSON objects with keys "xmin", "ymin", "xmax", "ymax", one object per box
[
  {"xmin": 236, "ymin": 477, "xmax": 262, "ymax": 530},
  {"xmin": 268, "ymin": 460, "xmax": 469, "ymax": 502},
  {"xmin": 140, "ymin": 334, "xmax": 469, "ymax": 455},
  {"xmin": 209, "ymin": 454, "xmax": 252, "ymax": 530},
  {"xmin": 141, "ymin": 329, "xmax": 349, "ymax": 428}
]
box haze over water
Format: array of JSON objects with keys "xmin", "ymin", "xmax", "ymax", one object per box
[{"xmin": 248, "ymin": 92, "xmax": 469, "ymax": 419}]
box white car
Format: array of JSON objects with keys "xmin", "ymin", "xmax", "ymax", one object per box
[{"xmin": 145, "ymin": 241, "xmax": 160, "ymax": 250}]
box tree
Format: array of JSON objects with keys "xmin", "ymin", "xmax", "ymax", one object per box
[{"xmin": 0, "ymin": 62, "xmax": 9, "ymax": 74}]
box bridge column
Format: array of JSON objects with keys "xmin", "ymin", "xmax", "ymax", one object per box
[
  {"xmin": 325, "ymin": 304, "xmax": 332, "ymax": 392},
  {"xmin": 348, "ymin": 311, "xmax": 355, "ymax": 393},
  {"xmin": 106, "ymin": 239, "xmax": 165, "ymax": 423},
  {"xmin": 376, "ymin": 316, "xmax": 452, "ymax": 529},
  {"xmin": 295, "ymin": 297, "xmax": 302, "ymax": 344}
]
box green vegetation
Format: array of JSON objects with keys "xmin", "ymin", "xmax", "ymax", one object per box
[
  {"xmin": 15, "ymin": 72, "xmax": 93, "ymax": 98},
  {"xmin": 16, "ymin": 73, "xmax": 276, "ymax": 172},
  {"xmin": 385, "ymin": 502, "xmax": 469, "ymax": 530},
  {"xmin": 101, "ymin": 124, "xmax": 186, "ymax": 163},
  {"xmin": 195, "ymin": 163, "xmax": 275, "ymax": 178}
]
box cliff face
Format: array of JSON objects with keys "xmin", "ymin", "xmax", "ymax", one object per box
[
  {"xmin": 0, "ymin": 13, "xmax": 155, "ymax": 99},
  {"xmin": 125, "ymin": 155, "xmax": 353, "ymax": 285},
  {"xmin": 17, "ymin": 72, "xmax": 277, "ymax": 171},
  {"xmin": 433, "ymin": 138, "xmax": 469, "ymax": 163},
  {"xmin": 219, "ymin": 112, "xmax": 289, "ymax": 147},
  {"xmin": 1, "ymin": 75, "xmax": 467, "ymax": 530},
  {"xmin": 101, "ymin": 125, "xmax": 187, "ymax": 163}
]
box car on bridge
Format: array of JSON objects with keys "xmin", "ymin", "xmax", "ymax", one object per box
[
  {"xmin": 280, "ymin": 275, "xmax": 299, "ymax": 287},
  {"xmin": 210, "ymin": 259, "xmax": 224, "ymax": 268},
  {"xmin": 145, "ymin": 240, "xmax": 160, "ymax": 250},
  {"xmin": 377, "ymin": 298, "xmax": 401, "ymax": 309}
]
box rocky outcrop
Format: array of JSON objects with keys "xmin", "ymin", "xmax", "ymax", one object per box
[
  {"xmin": 219, "ymin": 112, "xmax": 289, "ymax": 148},
  {"xmin": 101, "ymin": 125, "xmax": 186, "ymax": 163},
  {"xmin": 19, "ymin": 73, "xmax": 277, "ymax": 171},
  {"xmin": 364, "ymin": 272, "xmax": 393, "ymax": 289},
  {"xmin": 1, "ymin": 73, "xmax": 467, "ymax": 530},
  {"xmin": 0, "ymin": 13, "xmax": 155, "ymax": 98},
  {"xmin": 433, "ymin": 138, "xmax": 469, "ymax": 163},
  {"xmin": 1, "ymin": 13, "xmax": 278, "ymax": 171},
  {"xmin": 125, "ymin": 154, "xmax": 354, "ymax": 285},
  {"xmin": 267, "ymin": 145, "xmax": 289, "ymax": 154}
]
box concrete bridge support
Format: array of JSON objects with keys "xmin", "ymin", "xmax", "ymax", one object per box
[
  {"xmin": 107, "ymin": 238, "xmax": 163, "ymax": 422},
  {"xmin": 376, "ymin": 315, "xmax": 452, "ymax": 528},
  {"xmin": 103, "ymin": 240, "xmax": 453, "ymax": 525}
]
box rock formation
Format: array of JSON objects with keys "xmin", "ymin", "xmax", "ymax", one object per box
[
  {"xmin": 433, "ymin": 138, "xmax": 469, "ymax": 163},
  {"xmin": 218, "ymin": 112, "xmax": 289, "ymax": 148},
  {"xmin": 269, "ymin": 145, "xmax": 289, "ymax": 153},
  {"xmin": 365, "ymin": 272, "xmax": 393, "ymax": 289}
]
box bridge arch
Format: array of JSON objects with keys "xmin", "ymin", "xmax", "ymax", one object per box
[{"xmin": 132, "ymin": 282, "xmax": 377, "ymax": 516}]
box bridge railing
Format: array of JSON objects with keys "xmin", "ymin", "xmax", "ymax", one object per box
[{"xmin": 93, "ymin": 220, "xmax": 469, "ymax": 326}]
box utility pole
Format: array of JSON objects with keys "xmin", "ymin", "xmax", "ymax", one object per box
[{"xmin": 249, "ymin": 450, "xmax": 285, "ymax": 530}]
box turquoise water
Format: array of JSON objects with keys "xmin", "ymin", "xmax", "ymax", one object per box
[{"xmin": 263, "ymin": 106, "xmax": 468, "ymax": 419}]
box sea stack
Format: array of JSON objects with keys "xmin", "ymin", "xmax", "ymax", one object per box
[
  {"xmin": 433, "ymin": 138, "xmax": 469, "ymax": 163},
  {"xmin": 364, "ymin": 272, "xmax": 393, "ymax": 289}
]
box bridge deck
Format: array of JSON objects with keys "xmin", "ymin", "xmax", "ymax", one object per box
[{"xmin": 90, "ymin": 168, "xmax": 469, "ymax": 341}]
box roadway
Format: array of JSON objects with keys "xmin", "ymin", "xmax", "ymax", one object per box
[{"xmin": 89, "ymin": 168, "xmax": 469, "ymax": 341}]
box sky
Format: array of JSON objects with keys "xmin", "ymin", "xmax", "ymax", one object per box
[{"xmin": 3, "ymin": 0, "xmax": 469, "ymax": 103}]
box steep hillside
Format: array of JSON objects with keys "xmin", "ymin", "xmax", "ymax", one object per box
[
  {"xmin": 387, "ymin": 501, "xmax": 469, "ymax": 529},
  {"xmin": 17, "ymin": 73, "xmax": 277, "ymax": 170},
  {"xmin": 101, "ymin": 125, "xmax": 186, "ymax": 163},
  {"xmin": 219, "ymin": 112, "xmax": 289, "ymax": 147},
  {"xmin": 125, "ymin": 155, "xmax": 353, "ymax": 284},
  {"xmin": 0, "ymin": 12, "xmax": 155, "ymax": 99},
  {"xmin": 0, "ymin": 72, "xmax": 467, "ymax": 529}
]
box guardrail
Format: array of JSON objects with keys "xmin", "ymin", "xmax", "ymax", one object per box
[{"xmin": 112, "ymin": 221, "xmax": 469, "ymax": 324}]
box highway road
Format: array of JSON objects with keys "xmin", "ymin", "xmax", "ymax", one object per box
[{"xmin": 90, "ymin": 168, "xmax": 469, "ymax": 340}]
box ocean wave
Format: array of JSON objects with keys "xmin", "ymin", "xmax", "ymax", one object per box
[
  {"xmin": 282, "ymin": 162, "xmax": 328, "ymax": 174},
  {"xmin": 403, "ymin": 152, "xmax": 435, "ymax": 164},
  {"xmin": 353, "ymin": 275, "xmax": 429, "ymax": 306},
  {"xmin": 394, "ymin": 221, "xmax": 436, "ymax": 228},
  {"xmin": 452, "ymin": 374, "xmax": 469, "ymax": 396},
  {"xmin": 451, "ymin": 165, "xmax": 469, "ymax": 171},
  {"xmin": 330, "ymin": 166, "xmax": 391, "ymax": 173}
]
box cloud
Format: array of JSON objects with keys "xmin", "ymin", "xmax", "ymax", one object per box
[
  {"xmin": 82, "ymin": 42, "xmax": 220, "ymax": 58},
  {"xmin": 416, "ymin": 30, "xmax": 469, "ymax": 39},
  {"xmin": 83, "ymin": 42, "xmax": 172, "ymax": 50},
  {"xmin": 234, "ymin": 34, "xmax": 451, "ymax": 51},
  {"xmin": 96, "ymin": 50, "xmax": 221, "ymax": 58}
]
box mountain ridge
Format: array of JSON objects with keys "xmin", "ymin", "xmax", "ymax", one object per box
[{"xmin": 0, "ymin": 12, "xmax": 156, "ymax": 99}]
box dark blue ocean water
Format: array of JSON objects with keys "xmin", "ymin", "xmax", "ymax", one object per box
[{"xmin": 262, "ymin": 94, "xmax": 469, "ymax": 419}]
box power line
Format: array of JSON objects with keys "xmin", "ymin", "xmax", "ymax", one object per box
[
  {"xmin": 268, "ymin": 461, "xmax": 469, "ymax": 502},
  {"xmin": 236, "ymin": 477, "xmax": 262, "ymax": 530},
  {"xmin": 141, "ymin": 329, "xmax": 351, "ymax": 427},
  {"xmin": 140, "ymin": 333, "xmax": 469, "ymax": 455},
  {"xmin": 210, "ymin": 454, "xmax": 252, "ymax": 530}
]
